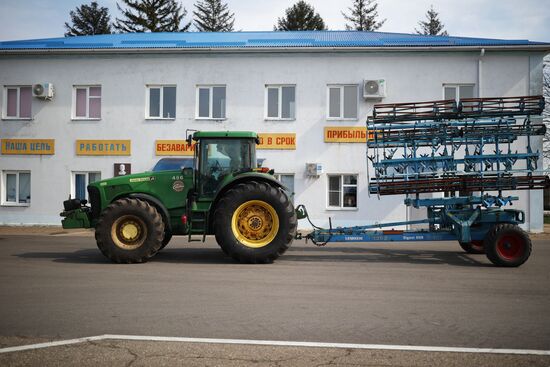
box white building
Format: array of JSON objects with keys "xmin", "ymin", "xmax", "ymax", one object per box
[{"xmin": 0, "ymin": 31, "xmax": 548, "ymax": 231}]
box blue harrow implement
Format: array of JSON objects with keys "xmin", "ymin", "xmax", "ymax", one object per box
[{"xmin": 298, "ymin": 95, "xmax": 547, "ymax": 267}]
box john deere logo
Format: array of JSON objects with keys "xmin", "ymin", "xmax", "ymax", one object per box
[{"xmin": 172, "ymin": 180, "xmax": 184, "ymax": 192}]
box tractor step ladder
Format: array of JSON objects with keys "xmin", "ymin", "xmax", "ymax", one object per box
[{"xmin": 188, "ymin": 210, "xmax": 208, "ymax": 242}]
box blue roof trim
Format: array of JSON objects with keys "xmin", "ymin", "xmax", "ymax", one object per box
[{"xmin": 0, "ymin": 31, "xmax": 548, "ymax": 50}]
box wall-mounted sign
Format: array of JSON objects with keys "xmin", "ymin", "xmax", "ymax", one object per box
[
  {"xmin": 155, "ymin": 140, "xmax": 195, "ymax": 156},
  {"xmin": 76, "ymin": 140, "xmax": 131, "ymax": 156},
  {"xmin": 1, "ymin": 139, "xmax": 55, "ymax": 155},
  {"xmin": 257, "ymin": 133, "xmax": 296, "ymax": 150},
  {"xmin": 324, "ymin": 127, "xmax": 373, "ymax": 143},
  {"xmin": 114, "ymin": 163, "xmax": 131, "ymax": 177}
]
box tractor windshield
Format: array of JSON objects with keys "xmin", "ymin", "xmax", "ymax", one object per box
[{"xmin": 199, "ymin": 138, "xmax": 256, "ymax": 195}]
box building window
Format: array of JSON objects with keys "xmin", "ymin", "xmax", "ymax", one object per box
[
  {"xmin": 3, "ymin": 86, "xmax": 32, "ymax": 119},
  {"xmin": 196, "ymin": 85, "xmax": 226, "ymax": 119},
  {"xmin": 274, "ymin": 173, "xmax": 295, "ymax": 198},
  {"xmin": 146, "ymin": 85, "xmax": 176, "ymax": 119},
  {"xmin": 265, "ymin": 85, "xmax": 295, "ymax": 120},
  {"xmin": 327, "ymin": 85, "xmax": 358, "ymax": 120},
  {"xmin": 72, "ymin": 172, "xmax": 101, "ymax": 200},
  {"xmin": 73, "ymin": 86, "xmax": 101, "ymax": 119},
  {"xmin": 2, "ymin": 171, "xmax": 31, "ymax": 206},
  {"xmin": 443, "ymin": 84, "xmax": 475, "ymax": 101},
  {"xmin": 327, "ymin": 174, "xmax": 357, "ymax": 209}
]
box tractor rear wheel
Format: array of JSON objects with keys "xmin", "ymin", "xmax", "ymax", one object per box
[
  {"xmin": 459, "ymin": 240, "xmax": 485, "ymax": 254},
  {"xmin": 484, "ymin": 224, "xmax": 531, "ymax": 267},
  {"xmin": 214, "ymin": 181, "xmax": 297, "ymax": 263},
  {"xmin": 95, "ymin": 198, "xmax": 164, "ymax": 263}
]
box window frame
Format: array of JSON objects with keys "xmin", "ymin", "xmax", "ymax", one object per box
[
  {"xmin": 326, "ymin": 84, "xmax": 359, "ymax": 121},
  {"xmin": 326, "ymin": 174, "xmax": 358, "ymax": 210},
  {"xmin": 1, "ymin": 170, "xmax": 31, "ymax": 206},
  {"xmin": 72, "ymin": 85, "xmax": 102, "ymax": 120},
  {"xmin": 71, "ymin": 171, "xmax": 102, "ymax": 201},
  {"xmin": 2, "ymin": 85, "xmax": 32, "ymax": 120},
  {"xmin": 442, "ymin": 83, "xmax": 476, "ymax": 101},
  {"xmin": 195, "ymin": 84, "xmax": 227, "ymax": 120},
  {"xmin": 273, "ymin": 173, "xmax": 295, "ymax": 198},
  {"xmin": 264, "ymin": 84, "xmax": 296, "ymax": 121},
  {"xmin": 145, "ymin": 85, "xmax": 177, "ymax": 120}
]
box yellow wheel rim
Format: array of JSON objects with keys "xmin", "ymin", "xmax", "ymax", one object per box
[
  {"xmin": 111, "ymin": 215, "xmax": 147, "ymax": 250},
  {"xmin": 231, "ymin": 200, "xmax": 279, "ymax": 248}
]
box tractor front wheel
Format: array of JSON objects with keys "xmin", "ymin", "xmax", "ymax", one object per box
[
  {"xmin": 95, "ymin": 198, "xmax": 164, "ymax": 263},
  {"xmin": 484, "ymin": 224, "xmax": 531, "ymax": 267},
  {"xmin": 214, "ymin": 181, "xmax": 297, "ymax": 263},
  {"xmin": 159, "ymin": 230, "xmax": 172, "ymax": 250}
]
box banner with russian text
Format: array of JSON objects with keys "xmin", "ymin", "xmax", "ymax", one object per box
[
  {"xmin": 76, "ymin": 140, "xmax": 131, "ymax": 156},
  {"xmin": 1, "ymin": 139, "xmax": 55, "ymax": 155},
  {"xmin": 257, "ymin": 133, "xmax": 296, "ymax": 150},
  {"xmin": 155, "ymin": 140, "xmax": 195, "ymax": 156},
  {"xmin": 324, "ymin": 127, "xmax": 373, "ymax": 143}
]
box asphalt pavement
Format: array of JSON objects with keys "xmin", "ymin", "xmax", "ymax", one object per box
[{"xmin": 0, "ymin": 233, "xmax": 549, "ymax": 366}]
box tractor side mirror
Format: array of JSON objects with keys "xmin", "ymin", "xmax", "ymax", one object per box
[{"xmin": 182, "ymin": 167, "xmax": 193, "ymax": 177}]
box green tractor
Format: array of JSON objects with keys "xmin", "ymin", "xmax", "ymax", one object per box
[{"xmin": 61, "ymin": 131, "xmax": 297, "ymax": 264}]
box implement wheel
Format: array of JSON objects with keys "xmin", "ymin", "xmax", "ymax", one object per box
[
  {"xmin": 214, "ymin": 181, "xmax": 297, "ymax": 263},
  {"xmin": 484, "ymin": 224, "xmax": 531, "ymax": 267},
  {"xmin": 95, "ymin": 198, "xmax": 164, "ymax": 263},
  {"xmin": 459, "ymin": 240, "xmax": 485, "ymax": 254}
]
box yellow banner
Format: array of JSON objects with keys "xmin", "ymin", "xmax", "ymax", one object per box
[
  {"xmin": 155, "ymin": 140, "xmax": 195, "ymax": 156},
  {"xmin": 257, "ymin": 133, "xmax": 296, "ymax": 150},
  {"xmin": 1, "ymin": 139, "xmax": 55, "ymax": 155},
  {"xmin": 76, "ymin": 140, "xmax": 131, "ymax": 156},
  {"xmin": 324, "ymin": 127, "xmax": 373, "ymax": 143}
]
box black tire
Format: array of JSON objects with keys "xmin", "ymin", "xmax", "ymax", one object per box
[
  {"xmin": 95, "ymin": 198, "xmax": 164, "ymax": 263},
  {"xmin": 159, "ymin": 230, "xmax": 172, "ymax": 250},
  {"xmin": 484, "ymin": 224, "xmax": 531, "ymax": 267},
  {"xmin": 213, "ymin": 181, "xmax": 297, "ymax": 263},
  {"xmin": 459, "ymin": 240, "xmax": 485, "ymax": 254}
]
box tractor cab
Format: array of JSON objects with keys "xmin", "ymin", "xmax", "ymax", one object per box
[{"xmin": 190, "ymin": 131, "xmax": 259, "ymax": 196}]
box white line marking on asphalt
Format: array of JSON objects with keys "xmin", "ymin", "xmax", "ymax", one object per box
[
  {"xmin": 0, "ymin": 335, "xmax": 105, "ymax": 354},
  {"xmin": 1, "ymin": 334, "xmax": 549, "ymax": 356}
]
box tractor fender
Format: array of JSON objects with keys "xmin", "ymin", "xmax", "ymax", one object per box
[
  {"xmin": 125, "ymin": 193, "xmax": 172, "ymax": 232},
  {"xmin": 208, "ymin": 174, "xmax": 286, "ymax": 232}
]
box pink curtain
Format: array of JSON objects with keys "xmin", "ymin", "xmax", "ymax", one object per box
[
  {"xmin": 19, "ymin": 87, "xmax": 31, "ymax": 118},
  {"xmin": 89, "ymin": 86, "xmax": 101, "ymax": 97},
  {"xmin": 6, "ymin": 88, "xmax": 17, "ymax": 117},
  {"xmin": 76, "ymin": 88, "xmax": 87, "ymax": 117},
  {"xmin": 89, "ymin": 86, "xmax": 101, "ymax": 118},
  {"xmin": 89, "ymin": 98, "xmax": 101, "ymax": 118}
]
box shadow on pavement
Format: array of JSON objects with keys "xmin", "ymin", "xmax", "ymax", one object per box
[
  {"xmin": 284, "ymin": 246, "xmax": 490, "ymax": 267},
  {"xmin": 14, "ymin": 247, "xmax": 232, "ymax": 265},
  {"xmin": 14, "ymin": 245, "xmax": 489, "ymax": 267}
]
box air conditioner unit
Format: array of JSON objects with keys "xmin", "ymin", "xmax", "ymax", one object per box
[
  {"xmin": 306, "ymin": 163, "xmax": 323, "ymax": 177},
  {"xmin": 32, "ymin": 83, "xmax": 54, "ymax": 100},
  {"xmin": 363, "ymin": 79, "xmax": 386, "ymax": 99}
]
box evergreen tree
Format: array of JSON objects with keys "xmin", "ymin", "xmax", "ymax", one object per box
[
  {"xmin": 65, "ymin": 1, "xmax": 112, "ymax": 36},
  {"xmin": 542, "ymin": 57, "xmax": 550, "ymax": 164},
  {"xmin": 114, "ymin": 0, "xmax": 191, "ymax": 33},
  {"xmin": 415, "ymin": 5, "xmax": 448, "ymax": 36},
  {"xmin": 342, "ymin": 0, "xmax": 385, "ymax": 31},
  {"xmin": 275, "ymin": 1, "xmax": 326, "ymax": 31},
  {"xmin": 193, "ymin": 0, "xmax": 235, "ymax": 32}
]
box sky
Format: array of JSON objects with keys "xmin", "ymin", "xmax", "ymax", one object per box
[{"xmin": 0, "ymin": 0, "xmax": 549, "ymax": 42}]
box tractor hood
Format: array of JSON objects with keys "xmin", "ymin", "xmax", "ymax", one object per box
[{"xmin": 89, "ymin": 170, "xmax": 176, "ymax": 189}]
